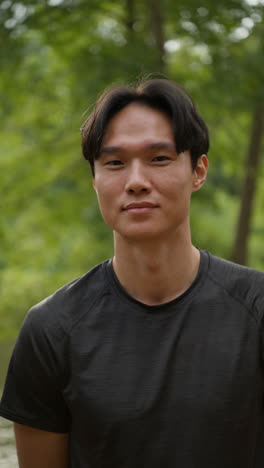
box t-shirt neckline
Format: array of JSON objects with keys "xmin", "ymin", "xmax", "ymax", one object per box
[{"xmin": 105, "ymin": 249, "xmax": 209, "ymax": 315}]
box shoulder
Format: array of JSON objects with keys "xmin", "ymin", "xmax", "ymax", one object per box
[
  {"xmin": 24, "ymin": 260, "xmax": 111, "ymax": 338},
  {"xmin": 205, "ymin": 251, "xmax": 264, "ymax": 321}
]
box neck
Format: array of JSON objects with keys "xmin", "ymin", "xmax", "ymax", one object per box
[{"xmin": 112, "ymin": 227, "xmax": 200, "ymax": 306}]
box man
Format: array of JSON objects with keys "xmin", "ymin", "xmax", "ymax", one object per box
[{"xmin": 0, "ymin": 78, "xmax": 264, "ymax": 468}]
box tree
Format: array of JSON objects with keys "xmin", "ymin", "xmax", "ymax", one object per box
[
  {"xmin": 231, "ymin": 105, "xmax": 264, "ymax": 264},
  {"xmin": 0, "ymin": 0, "xmax": 264, "ymax": 339}
]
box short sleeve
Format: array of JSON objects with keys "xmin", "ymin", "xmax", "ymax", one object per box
[
  {"xmin": 261, "ymin": 312, "xmax": 264, "ymax": 369},
  {"xmin": 0, "ymin": 303, "xmax": 71, "ymax": 433}
]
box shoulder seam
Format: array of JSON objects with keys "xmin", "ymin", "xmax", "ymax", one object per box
[
  {"xmin": 206, "ymin": 270, "xmax": 259, "ymax": 325},
  {"xmin": 67, "ymin": 291, "xmax": 109, "ymax": 334},
  {"xmin": 66, "ymin": 262, "xmax": 111, "ymax": 334},
  {"xmin": 51, "ymin": 261, "xmax": 110, "ymax": 335}
]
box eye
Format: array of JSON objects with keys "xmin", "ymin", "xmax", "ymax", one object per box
[
  {"xmin": 152, "ymin": 156, "xmax": 170, "ymax": 162},
  {"xmin": 105, "ymin": 159, "xmax": 123, "ymax": 166}
]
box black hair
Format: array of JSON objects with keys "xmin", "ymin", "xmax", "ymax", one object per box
[{"xmin": 81, "ymin": 78, "xmax": 209, "ymax": 175}]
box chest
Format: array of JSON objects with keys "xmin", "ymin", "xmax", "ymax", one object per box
[{"xmin": 65, "ymin": 304, "xmax": 261, "ymax": 427}]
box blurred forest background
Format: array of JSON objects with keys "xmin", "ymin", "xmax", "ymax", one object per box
[{"xmin": 0, "ymin": 0, "xmax": 264, "ymax": 386}]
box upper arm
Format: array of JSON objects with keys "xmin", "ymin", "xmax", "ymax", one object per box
[
  {"xmin": 0, "ymin": 306, "xmax": 71, "ymax": 433},
  {"xmin": 14, "ymin": 423, "xmax": 69, "ymax": 468}
]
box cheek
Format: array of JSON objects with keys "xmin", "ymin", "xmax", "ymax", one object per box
[
  {"xmin": 160, "ymin": 177, "xmax": 193, "ymax": 214},
  {"xmin": 161, "ymin": 174, "xmax": 190, "ymax": 197},
  {"xmin": 94, "ymin": 183, "xmax": 118, "ymax": 225},
  {"xmin": 96, "ymin": 191, "xmax": 110, "ymax": 214},
  {"xmin": 96, "ymin": 198, "xmax": 113, "ymax": 228},
  {"xmin": 94, "ymin": 177, "xmax": 112, "ymax": 202}
]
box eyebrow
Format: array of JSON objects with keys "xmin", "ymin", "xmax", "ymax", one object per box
[{"xmin": 99, "ymin": 141, "xmax": 176, "ymax": 155}]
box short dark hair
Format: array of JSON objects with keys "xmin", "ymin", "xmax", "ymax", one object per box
[{"xmin": 81, "ymin": 78, "xmax": 209, "ymax": 175}]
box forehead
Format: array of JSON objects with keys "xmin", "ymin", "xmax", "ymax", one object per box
[{"xmin": 102, "ymin": 103, "xmax": 174, "ymax": 147}]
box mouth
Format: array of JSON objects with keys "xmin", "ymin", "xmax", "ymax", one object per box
[{"xmin": 123, "ymin": 202, "xmax": 158, "ymax": 213}]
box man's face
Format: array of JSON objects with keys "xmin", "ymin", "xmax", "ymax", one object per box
[{"xmin": 93, "ymin": 103, "xmax": 207, "ymax": 242}]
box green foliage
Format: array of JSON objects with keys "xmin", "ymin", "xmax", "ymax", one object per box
[{"xmin": 0, "ymin": 0, "xmax": 264, "ymax": 341}]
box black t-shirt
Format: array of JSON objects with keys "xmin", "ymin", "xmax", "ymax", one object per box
[{"xmin": 1, "ymin": 250, "xmax": 264, "ymax": 467}]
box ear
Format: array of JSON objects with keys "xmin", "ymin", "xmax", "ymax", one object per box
[{"xmin": 192, "ymin": 154, "xmax": 209, "ymax": 192}]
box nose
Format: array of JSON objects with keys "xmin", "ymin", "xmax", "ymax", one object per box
[{"xmin": 124, "ymin": 160, "xmax": 151, "ymax": 194}]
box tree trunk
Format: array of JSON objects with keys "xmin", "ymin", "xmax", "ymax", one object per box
[
  {"xmin": 145, "ymin": 0, "xmax": 166, "ymax": 71},
  {"xmin": 230, "ymin": 105, "xmax": 264, "ymax": 265},
  {"xmin": 126, "ymin": 0, "xmax": 135, "ymax": 34}
]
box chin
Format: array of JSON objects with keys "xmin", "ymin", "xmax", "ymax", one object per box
[{"xmin": 115, "ymin": 227, "xmax": 167, "ymax": 243}]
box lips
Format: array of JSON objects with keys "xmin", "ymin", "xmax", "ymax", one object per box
[{"xmin": 123, "ymin": 202, "xmax": 157, "ymax": 210}]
